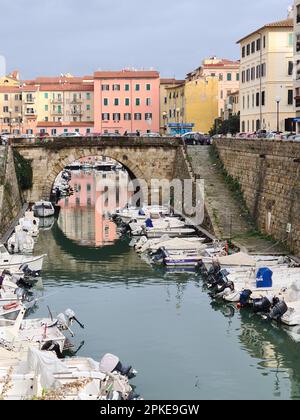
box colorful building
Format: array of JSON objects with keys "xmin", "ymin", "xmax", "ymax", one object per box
[
  {"xmin": 160, "ymin": 78, "xmax": 185, "ymax": 133},
  {"xmin": 184, "ymin": 75, "xmax": 219, "ymax": 133},
  {"xmin": 294, "ymin": 1, "xmax": 300, "ymax": 132},
  {"xmin": 238, "ymin": 17, "xmax": 295, "ymax": 133},
  {"xmin": 93, "ymin": 70, "xmax": 160, "ymax": 135}
]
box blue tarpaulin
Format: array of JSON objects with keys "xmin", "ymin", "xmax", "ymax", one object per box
[{"xmin": 256, "ymin": 267, "xmax": 273, "ymax": 288}]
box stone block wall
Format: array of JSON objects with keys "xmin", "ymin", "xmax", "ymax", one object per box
[
  {"xmin": 215, "ymin": 138, "xmax": 300, "ymax": 255},
  {"xmin": 0, "ymin": 146, "xmax": 23, "ymax": 237}
]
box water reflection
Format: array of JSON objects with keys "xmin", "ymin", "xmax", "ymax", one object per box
[{"xmin": 58, "ymin": 169, "xmax": 129, "ymax": 247}]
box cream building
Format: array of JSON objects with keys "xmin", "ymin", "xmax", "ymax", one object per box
[
  {"xmin": 238, "ymin": 18, "xmax": 295, "ymax": 133},
  {"xmin": 160, "ymin": 78, "xmax": 185, "ymax": 133},
  {"xmin": 294, "ymin": 1, "xmax": 300, "ymax": 132}
]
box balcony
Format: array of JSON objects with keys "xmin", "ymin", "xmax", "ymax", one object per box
[
  {"xmin": 24, "ymin": 110, "xmax": 37, "ymax": 116},
  {"xmin": 70, "ymin": 98, "xmax": 83, "ymax": 104},
  {"xmin": 24, "ymin": 97, "xmax": 35, "ymax": 104},
  {"xmin": 51, "ymin": 98, "xmax": 63, "ymax": 104},
  {"xmin": 51, "ymin": 110, "xmax": 63, "ymax": 116},
  {"xmin": 70, "ymin": 110, "xmax": 83, "ymax": 116}
]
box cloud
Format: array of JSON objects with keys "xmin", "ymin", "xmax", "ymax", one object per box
[{"xmin": 0, "ymin": 0, "xmax": 293, "ymax": 78}]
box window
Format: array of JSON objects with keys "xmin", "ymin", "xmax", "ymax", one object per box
[
  {"xmin": 113, "ymin": 113, "xmax": 121, "ymax": 121},
  {"xmin": 288, "ymin": 89, "xmax": 294, "ymax": 105},
  {"xmin": 45, "ymin": 105, "xmax": 48, "ymax": 111},
  {"xmin": 251, "ymin": 41, "xmax": 255, "ymax": 54},
  {"xmin": 164, "ymin": 97, "xmax": 167, "ymax": 104},
  {"xmin": 125, "ymin": 98, "xmax": 130, "ymax": 106},
  {"xmin": 113, "ymin": 84, "xmax": 120, "ymax": 91},
  {"xmin": 256, "ymin": 38, "xmax": 261, "ymax": 51},
  {"xmin": 135, "ymin": 84, "xmax": 140, "ymax": 91},
  {"xmin": 242, "ymin": 96, "xmax": 245, "ymax": 109},
  {"xmin": 242, "ymin": 46, "xmax": 245, "ymax": 58},
  {"xmin": 102, "ymin": 113, "xmax": 110, "ymax": 120},
  {"xmin": 145, "ymin": 113, "xmax": 152, "ymax": 121},
  {"xmin": 134, "ymin": 113, "xmax": 142, "ymax": 120},
  {"xmin": 114, "ymin": 98, "xmax": 119, "ymax": 106},
  {"xmin": 242, "ymin": 71, "xmax": 245, "ymax": 83},
  {"xmin": 261, "ymin": 63, "xmax": 266, "ymax": 77},
  {"xmin": 15, "ymin": 106, "xmax": 19, "ymax": 112},
  {"xmin": 256, "ymin": 92, "xmax": 260, "ymax": 107},
  {"xmin": 3, "ymin": 106, "xmax": 9, "ymax": 113},
  {"xmin": 4, "ymin": 94, "xmax": 8, "ymax": 101},
  {"xmin": 219, "ymin": 74, "xmax": 223, "ymax": 81},
  {"xmin": 263, "ymin": 36, "xmax": 266, "ymax": 48},
  {"xmin": 227, "ymin": 73, "xmax": 232, "ymax": 81},
  {"xmin": 236, "ymin": 73, "xmax": 239, "ymax": 81},
  {"xmin": 87, "ymin": 104, "xmax": 91, "ymax": 111},
  {"xmin": 64, "ymin": 128, "xmax": 68, "ymax": 133},
  {"xmin": 246, "ymin": 44, "xmax": 250, "ymax": 55},
  {"xmin": 288, "ymin": 33, "xmax": 293, "ymax": 47},
  {"xmin": 86, "ymin": 128, "xmax": 91, "ymax": 134},
  {"xmin": 146, "ymin": 98, "xmax": 152, "ymax": 106},
  {"xmin": 251, "ymin": 67, "xmax": 255, "ymax": 80},
  {"xmin": 102, "ymin": 85, "xmax": 110, "ymax": 91},
  {"xmin": 125, "ymin": 84, "xmax": 130, "ymax": 91},
  {"xmin": 86, "ymin": 92, "xmax": 91, "ymax": 100},
  {"xmin": 261, "ymin": 91, "xmax": 265, "ymax": 106},
  {"xmin": 256, "ymin": 65, "xmax": 261, "ymax": 79},
  {"xmin": 136, "ymin": 98, "xmax": 140, "ymax": 106},
  {"xmin": 220, "ymin": 90, "xmax": 223, "ymax": 100},
  {"xmin": 246, "ymin": 69, "xmax": 250, "ymax": 82},
  {"xmin": 124, "ymin": 113, "xmax": 131, "ymax": 120},
  {"xmin": 104, "ymin": 98, "xmax": 109, "ymax": 106},
  {"xmin": 146, "ymin": 84, "xmax": 151, "ymax": 91},
  {"xmin": 75, "ymin": 129, "xmax": 80, "ymax": 133},
  {"xmin": 44, "ymin": 93, "xmax": 48, "ymax": 99},
  {"xmin": 288, "ymin": 61, "xmax": 294, "ymax": 76},
  {"xmin": 51, "ymin": 129, "xmax": 57, "ymax": 135}
]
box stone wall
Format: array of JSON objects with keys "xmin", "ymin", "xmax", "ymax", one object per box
[
  {"xmin": 215, "ymin": 138, "xmax": 300, "ymax": 255},
  {"xmin": 0, "ymin": 146, "xmax": 23, "ymax": 237}
]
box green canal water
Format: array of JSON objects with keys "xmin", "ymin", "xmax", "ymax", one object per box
[{"xmin": 30, "ymin": 170, "xmax": 300, "ymax": 400}]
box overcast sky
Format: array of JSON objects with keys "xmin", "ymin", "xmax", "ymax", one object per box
[{"xmin": 0, "ymin": 0, "xmax": 292, "ymax": 79}]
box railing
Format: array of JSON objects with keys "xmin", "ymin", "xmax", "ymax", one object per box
[
  {"xmin": 51, "ymin": 99, "xmax": 63, "ymax": 104},
  {"xmin": 24, "ymin": 97, "xmax": 35, "ymax": 104},
  {"xmin": 70, "ymin": 99, "xmax": 83, "ymax": 104}
]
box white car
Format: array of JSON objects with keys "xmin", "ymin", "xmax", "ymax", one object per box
[
  {"xmin": 58, "ymin": 132, "xmax": 81, "ymax": 138},
  {"xmin": 142, "ymin": 132, "xmax": 161, "ymax": 138}
]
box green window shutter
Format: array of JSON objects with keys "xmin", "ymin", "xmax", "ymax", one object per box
[
  {"xmin": 136, "ymin": 98, "xmax": 140, "ymax": 106},
  {"xmin": 104, "ymin": 98, "xmax": 108, "ymax": 106},
  {"xmin": 146, "ymin": 84, "xmax": 151, "ymax": 91},
  {"xmin": 125, "ymin": 98, "xmax": 130, "ymax": 106},
  {"xmin": 135, "ymin": 84, "xmax": 140, "ymax": 91},
  {"xmin": 44, "ymin": 93, "xmax": 48, "ymax": 99},
  {"xmin": 87, "ymin": 104, "xmax": 91, "ymax": 111},
  {"xmin": 114, "ymin": 98, "xmax": 119, "ymax": 106},
  {"xmin": 125, "ymin": 84, "xmax": 130, "ymax": 91},
  {"xmin": 45, "ymin": 105, "xmax": 48, "ymax": 111}
]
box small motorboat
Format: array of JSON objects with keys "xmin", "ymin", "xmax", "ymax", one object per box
[
  {"xmin": 0, "ymin": 244, "xmax": 46, "ymax": 273},
  {"xmin": 64, "ymin": 161, "xmax": 82, "ymax": 171},
  {"xmin": 32, "ymin": 201, "xmax": 55, "ymax": 218},
  {"xmin": 7, "ymin": 226, "xmax": 35, "ymax": 254}
]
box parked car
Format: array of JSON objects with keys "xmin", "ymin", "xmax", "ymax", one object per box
[
  {"xmin": 37, "ymin": 132, "xmax": 50, "ymax": 140},
  {"xmin": 85, "ymin": 132, "xmax": 102, "ymax": 137},
  {"xmin": 142, "ymin": 132, "xmax": 161, "ymax": 138},
  {"xmin": 58, "ymin": 132, "xmax": 82, "ymax": 138},
  {"xmin": 182, "ymin": 132, "xmax": 210, "ymax": 145},
  {"xmin": 102, "ymin": 132, "xmax": 121, "ymax": 137}
]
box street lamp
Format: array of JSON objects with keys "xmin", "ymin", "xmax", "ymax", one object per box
[
  {"xmin": 18, "ymin": 113, "xmax": 22, "ymax": 135},
  {"xmin": 0, "ymin": 115, "xmax": 3, "ymax": 134},
  {"xmin": 8, "ymin": 108, "xmax": 13, "ymax": 134},
  {"xmin": 275, "ymin": 96, "xmax": 281, "ymax": 133}
]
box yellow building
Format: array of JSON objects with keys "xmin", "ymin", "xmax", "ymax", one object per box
[
  {"xmin": 160, "ymin": 78, "xmax": 185, "ymax": 133},
  {"xmin": 184, "ymin": 76, "xmax": 218, "ymax": 133}
]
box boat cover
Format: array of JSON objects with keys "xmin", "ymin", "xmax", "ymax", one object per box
[
  {"xmin": 99, "ymin": 353, "xmax": 119, "ymax": 373},
  {"xmin": 217, "ymin": 252, "xmax": 256, "ymax": 267},
  {"xmin": 256, "ymin": 267, "xmax": 273, "ymax": 288}
]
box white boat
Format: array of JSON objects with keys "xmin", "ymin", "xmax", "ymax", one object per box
[
  {"xmin": 33, "ymin": 201, "xmax": 55, "ymax": 218},
  {"xmin": 18, "ymin": 216, "xmax": 39, "ymax": 238},
  {"xmin": 129, "ymin": 217, "xmax": 185, "ymax": 235},
  {"xmin": 135, "ymin": 235, "xmax": 205, "ymax": 254},
  {"xmin": 116, "ymin": 206, "xmax": 170, "ymax": 224},
  {"xmin": 0, "ymin": 348, "xmax": 139, "ymax": 400},
  {"xmin": 144, "ymin": 227, "xmax": 196, "ymax": 239},
  {"xmin": 7, "ymin": 226, "xmax": 35, "ymax": 254},
  {"xmin": 0, "ymin": 244, "xmax": 46, "ymax": 272},
  {"xmin": 223, "ymin": 266, "xmax": 300, "ymax": 303}
]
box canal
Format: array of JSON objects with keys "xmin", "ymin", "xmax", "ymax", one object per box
[{"xmin": 31, "ymin": 166, "xmax": 300, "ymax": 400}]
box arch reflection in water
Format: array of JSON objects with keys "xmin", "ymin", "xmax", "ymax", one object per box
[{"xmin": 57, "ymin": 164, "xmax": 130, "ymax": 248}]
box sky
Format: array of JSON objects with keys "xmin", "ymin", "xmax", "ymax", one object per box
[{"xmin": 0, "ymin": 0, "xmax": 293, "ymax": 79}]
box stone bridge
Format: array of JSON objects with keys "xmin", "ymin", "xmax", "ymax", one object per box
[{"xmin": 12, "ymin": 136, "xmax": 184, "ymax": 202}]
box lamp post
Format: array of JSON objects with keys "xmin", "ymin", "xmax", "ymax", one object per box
[
  {"xmin": 18, "ymin": 113, "xmax": 22, "ymax": 135},
  {"xmin": 275, "ymin": 96, "xmax": 281, "ymax": 133},
  {"xmin": 8, "ymin": 108, "xmax": 13, "ymax": 134},
  {"xmin": 0, "ymin": 115, "xmax": 3, "ymax": 134}
]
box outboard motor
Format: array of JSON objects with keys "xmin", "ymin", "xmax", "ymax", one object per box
[
  {"xmin": 252, "ymin": 296, "xmax": 272, "ymax": 314},
  {"xmin": 268, "ymin": 300, "xmax": 288, "ymax": 321},
  {"xmin": 65, "ymin": 308, "xmax": 85, "ymax": 329},
  {"xmin": 239, "ymin": 289, "xmax": 253, "ymax": 308},
  {"xmin": 114, "ymin": 361, "xmax": 136, "ymax": 380},
  {"xmin": 41, "ymin": 341, "xmax": 64, "ymax": 359}
]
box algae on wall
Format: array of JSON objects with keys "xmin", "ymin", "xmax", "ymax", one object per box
[{"xmin": 13, "ymin": 149, "xmax": 33, "ymax": 191}]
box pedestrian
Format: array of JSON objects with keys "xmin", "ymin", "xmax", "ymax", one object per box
[
  {"xmin": 136, "ymin": 130, "xmax": 140, "ymax": 137},
  {"xmin": 124, "ymin": 130, "xmax": 128, "ymax": 136}
]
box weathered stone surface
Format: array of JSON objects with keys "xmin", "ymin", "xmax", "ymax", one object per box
[
  {"xmin": 215, "ymin": 138, "xmax": 300, "ymax": 255},
  {"xmin": 0, "ymin": 146, "xmax": 23, "ymax": 237}
]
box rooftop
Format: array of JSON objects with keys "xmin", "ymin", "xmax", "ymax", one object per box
[
  {"xmin": 94, "ymin": 70, "xmax": 159, "ymax": 79},
  {"xmin": 237, "ymin": 18, "xmax": 293, "ymax": 44}
]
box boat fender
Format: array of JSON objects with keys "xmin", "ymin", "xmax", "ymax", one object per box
[
  {"xmin": 3, "ymin": 302, "xmax": 19, "ymax": 311},
  {"xmin": 41, "ymin": 341, "xmax": 64, "ymax": 359}
]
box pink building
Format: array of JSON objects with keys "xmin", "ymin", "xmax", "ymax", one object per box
[{"xmin": 93, "ymin": 70, "xmax": 160, "ymax": 135}]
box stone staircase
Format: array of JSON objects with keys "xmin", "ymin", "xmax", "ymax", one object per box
[{"xmin": 187, "ymin": 145, "xmax": 253, "ymax": 240}]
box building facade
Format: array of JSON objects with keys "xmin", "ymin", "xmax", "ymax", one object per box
[
  {"xmin": 160, "ymin": 79, "xmax": 185, "ymax": 133},
  {"xmin": 238, "ymin": 18, "xmax": 295, "ymax": 133},
  {"xmin": 93, "ymin": 70, "xmax": 160, "ymax": 135},
  {"xmin": 200, "ymin": 57, "xmax": 240, "ymax": 118},
  {"xmin": 294, "ymin": 1, "xmax": 300, "ymax": 132}
]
